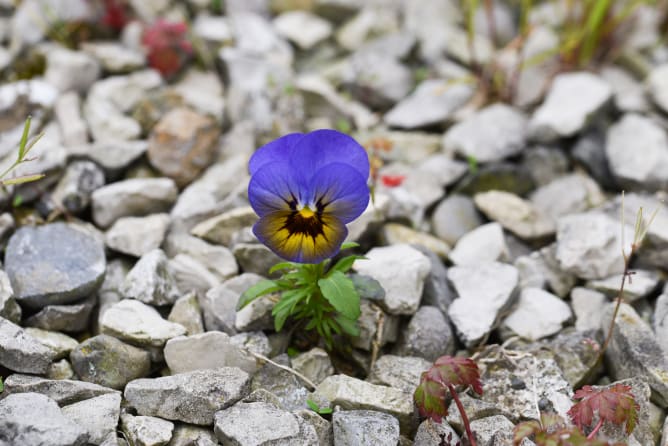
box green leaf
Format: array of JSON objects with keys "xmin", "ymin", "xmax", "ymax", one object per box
[
  {"xmin": 339, "ymin": 241, "xmax": 359, "ymax": 251},
  {"xmin": 269, "ymin": 262, "xmax": 298, "ymax": 274},
  {"xmin": 328, "ymin": 254, "xmax": 365, "ymax": 276},
  {"xmin": 17, "ymin": 116, "xmax": 32, "ymax": 160},
  {"xmin": 317, "ymin": 271, "xmax": 361, "ymax": 321},
  {"xmin": 1, "ymin": 173, "xmax": 45, "ymax": 186},
  {"xmin": 335, "ymin": 315, "xmax": 359, "ymax": 337},
  {"xmin": 307, "ymin": 399, "xmax": 332, "ymax": 415},
  {"xmin": 236, "ymin": 280, "xmax": 280, "ymax": 310},
  {"xmin": 271, "ymin": 288, "xmax": 309, "ymax": 331}
]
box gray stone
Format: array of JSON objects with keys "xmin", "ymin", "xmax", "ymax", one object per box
[
  {"xmin": 431, "ymin": 194, "xmax": 483, "ymax": 246},
  {"xmin": 1, "ymin": 374, "xmax": 119, "ymax": 406},
  {"xmin": 235, "ymin": 290, "xmax": 275, "ymax": 333},
  {"xmin": 447, "ymin": 262, "xmax": 519, "ymax": 348},
  {"xmin": 191, "ymin": 206, "xmax": 257, "ymax": 247},
  {"xmin": 444, "ymin": 103, "xmax": 528, "ymax": 162},
  {"xmin": 351, "ymin": 300, "xmax": 399, "ymax": 351},
  {"xmin": 332, "ymin": 410, "xmax": 399, "ymax": 446},
  {"xmin": 168, "ymin": 424, "xmax": 219, "ymax": 446},
  {"xmin": 106, "ymin": 214, "xmax": 170, "ymax": 257},
  {"xmin": 296, "ymin": 409, "xmax": 333, "ymax": 446},
  {"xmin": 200, "ymin": 273, "xmax": 264, "ymax": 334},
  {"xmin": 536, "ymin": 329, "xmax": 601, "ymax": 389},
  {"xmin": 121, "ymin": 413, "xmax": 174, "ymax": 446},
  {"xmin": 413, "ymin": 419, "xmax": 459, "ymax": 446},
  {"xmin": 529, "ymin": 173, "xmax": 605, "ymax": 223},
  {"xmin": 70, "ymin": 334, "xmax": 151, "ymax": 390},
  {"xmin": 232, "ymin": 243, "xmax": 284, "ymax": 277},
  {"xmin": 68, "ymin": 140, "xmax": 148, "ymax": 177},
  {"xmin": 380, "ymin": 224, "xmax": 451, "ymax": 260},
  {"xmin": 125, "ymin": 368, "xmax": 251, "ymax": 425},
  {"xmin": 24, "ymin": 327, "xmax": 78, "ymax": 360},
  {"xmin": 368, "ymin": 355, "xmax": 431, "ymax": 395},
  {"xmin": 92, "ymin": 178, "xmax": 178, "ymax": 228},
  {"xmin": 384, "ymin": 79, "xmax": 473, "ymax": 129},
  {"xmin": 0, "ymin": 393, "xmax": 88, "ymax": 446},
  {"xmin": 468, "ymin": 415, "xmax": 516, "ymax": 446},
  {"xmin": 449, "ymin": 222, "xmax": 509, "ymax": 266},
  {"xmin": 230, "ymin": 331, "xmax": 272, "ymax": 358},
  {"xmin": 600, "ymin": 66, "xmax": 650, "ymax": 113},
  {"xmin": 528, "ymin": 72, "xmax": 612, "ymax": 142},
  {"xmin": 165, "ymin": 233, "xmax": 239, "ymax": 281},
  {"xmin": 47, "ymin": 359, "xmax": 76, "ymax": 380},
  {"xmin": 274, "ymin": 10, "xmax": 332, "ymax": 49},
  {"xmin": 353, "ymin": 244, "xmax": 431, "ymax": 315},
  {"xmin": 647, "ymin": 63, "xmax": 668, "ymax": 113},
  {"xmin": 474, "ymin": 190, "xmax": 555, "ymax": 241},
  {"xmin": 214, "ymin": 401, "xmax": 318, "ymax": 445},
  {"xmin": 454, "ymin": 162, "xmax": 535, "ymax": 196},
  {"xmin": 0, "ymin": 317, "xmax": 55, "ymax": 374},
  {"xmin": 514, "ymin": 244, "xmax": 576, "ymax": 298},
  {"xmin": 0, "ymin": 269, "xmax": 20, "ymax": 323},
  {"xmin": 24, "ymin": 295, "xmax": 96, "ymax": 333},
  {"xmin": 555, "ymin": 213, "xmax": 627, "ymax": 280},
  {"xmin": 606, "ymin": 114, "xmax": 668, "ymax": 191},
  {"xmin": 45, "ymin": 46, "xmax": 100, "ymax": 93},
  {"xmin": 165, "ymin": 331, "xmax": 257, "ymax": 375},
  {"xmin": 251, "ymin": 354, "xmax": 310, "ymax": 411},
  {"xmin": 416, "ymin": 246, "xmax": 456, "ymax": 314},
  {"xmin": 502, "ymin": 288, "xmax": 572, "ymax": 341},
  {"xmin": 394, "ymin": 306, "xmax": 455, "ymax": 361},
  {"xmin": 654, "ymin": 293, "xmax": 668, "ymax": 355},
  {"xmin": 51, "ymin": 160, "xmax": 106, "ymax": 214},
  {"xmin": 62, "ymin": 393, "xmax": 122, "ymax": 446},
  {"xmin": 342, "ymin": 52, "xmax": 413, "ymax": 109},
  {"xmin": 570, "ymin": 287, "xmax": 607, "ymax": 332},
  {"xmin": 172, "ymin": 69, "xmax": 226, "ymax": 121},
  {"xmin": 572, "ymin": 129, "xmax": 617, "ymax": 189},
  {"xmin": 403, "ymin": 0, "xmax": 460, "ymax": 61},
  {"xmin": 120, "ymin": 249, "xmax": 181, "ymax": 306},
  {"xmin": 586, "ymin": 270, "xmax": 660, "ymax": 302},
  {"xmin": 169, "ymin": 254, "xmax": 221, "ymax": 300},
  {"xmin": 168, "ymin": 292, "xmax": 205, "ymax": 335},
  {"xmin": 55, "ymin": 92, "xmax": 88, "ymax": 147},
  {"xmin": 5, "ymin": 222, "xmax": 106, "ymax": 309},
  {"xmin": 292, "ymin": 348, "xmax": 335, "ymax": 386},
  {"xmin": 100, "ymin": 299, "xmax": 187, "ymax": 348},
  {"xmin": 81, "ymin": 42, "xmax": 145, "ymax": 73},
  {"xmin": 312, "ymin": 375, "xmax": 415, "ymax": 433},
  {"xmin": 523, "ymin": 145, "xmax": 571, "ymax": 187},
  {"xmin": 602, "ymin": 302, "xmax": 668, "ymax": 407}
]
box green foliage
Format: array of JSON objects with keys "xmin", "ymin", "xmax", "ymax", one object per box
[
  {"xmin": 0, "ymin": 116, "xmax": 45, "ymax": 187},
  {"xmin": 568, "ymin": 384, "xmax": 639, "ymax": 436},
  {"xmin": 513, "ymin": 411, "xmax": 628, "ymax": 446},
  {"xmin": 306, "ymin": 399, "xmax": 333, "ymax": 415},
  {"xmin": 237, "ymin": 242, "xmax": 364, "ymax": 348}
]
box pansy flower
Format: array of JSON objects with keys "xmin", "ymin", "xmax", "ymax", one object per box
[{"xmin": 248, "ymin": 129, "xmax": 370, "ymax": 264}]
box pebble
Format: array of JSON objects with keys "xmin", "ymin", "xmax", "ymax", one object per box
[
  {"xmin": 105, "ymin": 214, "xmax": 171, "ymax": 257},
  {"xmin": 274, "ymin": 10, "xmax": 333, "ymax": 49},
  {"xmin": 449, "ymin": 222, "xmax": 509, "ymax": 266},
  {"xmin": 164, "ymin": 233, "xmax": 239, "ymax": 281},
  {"xmin": 413, "ymin": 419, "xmax": 460, "ymax": 446},
  {"xmin": 654, "ymin": 293, "xmax": 668, "ymax": 355},
  {"xmin": 62, "ymin": 393, "xmax": 122, "ymax": 446},
  {"xmin": 120, "ymin": 249, "xmax": 181, "ymax": 306},
  {"xmin": 125, "ymin": 368, "xmax": 251, "ymax": 425},
  {"xmin": 586, "ymin": 269, "xmax": 660, "ymax": 302},
  {"xmin": 647, "ymin": 63, "xmax": 668, "ymax": 113},
  {"xmin": 380, "ymin": 223, "xmax": 451, "ymax": 260},
  {"xmin": 394, "ymin": 306, "xmax": 456, "ymax": 361},
  {"xmin": 351, "ymin": 300, "xmax": 399, "ymax": 351},
  {"xmin": 190, "ymin": 206, "xmax": 258, "ymax": 247},
  {"xmin": 431, "ymin": 194, "xmax": 484, "ymax": 246},
  {"xmin": 353, "ymin": 244, "xmax": 431, "ymax": 315},
  {"xmin": 600, "ymin": 66, "xmax": 650, "ymax": 113},
  {"xmin": 81, "ymin": 41, "xmax": 146, "ymax": 73},
  {"xmin": 2, "ymin": 374, "xmax": 119, "ymax": 406},
  {"xmin": 24, "ymin": 327, "xmax": 78, "ymax": 360},
  {"xmin": 0, "ymin": 269, "xmax": 21, "ymax": 323},
  {"xmin": 45, "ymin": 45, "xmax": 101, "ymax": 93},
  {"xmin": 444, "ymin": 103, "xmax": 528, "ymax": 162},
  {"xmin": 68, "ymin": 140, "xmax": 148, "ymax": 178},
  {"xmin": 291, "ymin": 347, "xmax": 335, "ymax": 386},
  {"xmin": 100, "ymin": 299, "xmax": 187, "ymax": 348},
  {"xmin": 91, "ymin": 177, "xmax": 178, "ymax": 228},
  {"xmin": 51, "ymin": 160, "xmax": 106, "ymax": 214},
  {"xmin": 528, "ymin": 72, "xmax": 612, "ymax": 142},
  {"xmin": 0, "ymin": 316, "xmax": 56, "ymax": 374},
  {"xmin": 570, "ymin": 287, "xmax": 607, "ymax": 332},
  {"xmin": 70, "ymin": 334, "xmax": 151, "ymax": 390},
  {"xmin": 332, "ymin": 410, "xmax": 400, "ymax": 446},
  {"xmin": 368, "ymin": 354, "xmax": 432, "ymax": 395},
  {"xmin": 5, "ymin": 222, "xmax": 106, "ymax": 309},
  {"xmin": 502, "ymin": 287, "xmax": 573, "ymax": 340},
  {"xmin": 24, "ymin": 295, "xmax": 96, "ymax": 333},
  {"xmin": 250, "ymin": 354, "xmax": 310, "ymax": 411},
  {"xmin": 169, "ymin": 424, "xmax": 220, "ymax": 446},
  {"xmin": 120, "ymin": 413, "xmax": 174, "ymax": 446},
  {"xmin": 199, "ymin": 273, "xmax": 264, "ymax": 334},
  {"xmin": 164, "ymin": 331, "xmax": 257, "ymax": 375},
  {"xmin": 342, "ymin": 52, "xmax": 413, "ymax": 109},
  {"xmin": 232, "ymin": 243, "xmax": 284, "ymax": 278},
  {"xmin": 168, "ymin": 292, "xmax": 205, "ymax": 335},
  {"xmin": 147, "ymin": 107, "xmax": 221, "ymax": 187},
  {"xmin": 0, "ymin": 393, "xmax": 88, "ymax": 446},
  {"xmin": 529, "ymin": 173, "xmax": 605, "ymax": 223},
  {"xmin": 447, "ymin": 262, "xmax": 519, "ymax": 348}
]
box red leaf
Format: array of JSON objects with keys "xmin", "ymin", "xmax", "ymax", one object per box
[
  {"xmin": 142, "ymin": 20, "xmax": 192, "ymax": 77},
  {"xmin": 414, "ymin": 368, "xmax": 448, "ymax": 422},
  {"xmin": 380, "ymin": 174, "xmax": 405, "ymax": 187},
  {"xmin": 567, "ymin": 384, "xmax": 639, "ymax": 435},
  {"xmin": 100, "ymin": 0, "xmax": 129, "ymax": 30},
  {"xmin": 432, "ymin": 356, "xmax": 483, "ymax": 395}
]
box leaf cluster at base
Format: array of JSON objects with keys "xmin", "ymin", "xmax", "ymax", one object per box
[{"xmin": 237, "ymin": 242, "xmax": 364, "ymax": 349}]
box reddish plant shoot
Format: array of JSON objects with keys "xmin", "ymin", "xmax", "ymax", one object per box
[
  {"xmin": 100, "ymin": 0, "xmax": 130, "ymax": 30},
  {"xmin": 414, "ymin": 356, "xmax": 483, "ymax": 446},
  {"xmin": 142, "ymin": 20, "xmax": 193, "ymax": 78},
  {"xmin": 513, "ymin": 413, "xmax": 612, "ymax": 446},
  {"xmin": 567, "ymin": 384, "xmax": 639, "ymax": 439},
  {"xmin": 381, "ymin": 174, "xmax": 406, "ymax": 187}
]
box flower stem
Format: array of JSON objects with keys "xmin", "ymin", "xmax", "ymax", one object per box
[
  {"xmin": 587, "ymin": 417, "xmax": 604, "ymax": 440},
  {"xmin": 447, "ymin": 384, "xmax": 477, "ymax": 446}
]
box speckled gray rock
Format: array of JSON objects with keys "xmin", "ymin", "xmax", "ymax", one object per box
[
  {"xmin": 600, "ymin": 66, "xmax": 649, "ymax": 113},
  {"xmin": 251, "ymin": 354, "xmax": 310, "ymax": 411},
  {"xmin": 105, "ymin": 214, "xmax": 170, "ymax": 257},
  {"xmin": 654, "ymin": 293, "xmax": 668, "ymax": 355},
  {"xmin": 296, "ymin": 409, "xmax": 333, "ymax": 446},
  {"xmin": 70, "ymin": 334, "xmax": 151, "ymax": 390},
  {"xmin": 274, "ymin": 10, "xmax": 332, "ymax": 49},
  {"xmin": 0, "ymin": 393, "xmax": 88, "ymax": 446},
  {"xmin": 24, "ymin": 295, "xmax": 96, "ymax": 332},
  {"xmin": 292, "ymin": 348, "xmax": 335, "ymax": 386},
  {"xmin": 570, "ymin": 287, "xmax": 607, "ymax": 332},
  {"xmin": 1, "ymin": 374, "xmax": 119, "ymax": 405},
  {"xmin": 164, "ymin": 331, "xmax": 257, "ymax": 375},
  {"xmin": 384, "ymin": 79, "xmax": 473, "ymax": 129},
  {"xmin": 351, "ymin": 300, "xmax": 399, "ymax": 351},
  {"xmin": 394, "ymin": 306, "xmax": 455, "ymax": 361},
  {"xmin": 605, "ymin": 114, "xmax": 668, "ymax": 191},
  {"xmin": 529, "ymin": 173, "xmax": 605, "ymax": 223},
  {"xmin": 121, "ymin": 413, "xmax": 174, "ymax": 446},
  {"xmin": 50, "ymin": 160, "xmax": 106, "ymax": 214},
  {"xmin": 417, "ymin": 246, "xmax": 456, "ymax": 314},
  {"xmin": 514, "ymin": 244, "xmax": 576, "ymax": 298},
  {"xmin": 5, "ymin": 222, "xmax": 106, "ymax": 309},
  {"xmin": 447, "ymin": 262, "xmax": 519, "ymax": 348},
  {"xmin": 100, "ymin": 299, "xmax": 186, "ymax": 348},
  {"xmin": 47, "ymin": 359, "xmax": 76, "ymax": 380},
  {"xmin": 45, "ymin": 46, "xmax": 101, "ymax": 93},
  {"xmin": 169, "ymin": 254, "xmax": 221, "ymax": 297},
  {"xmin": 332, "ymin": 410, "xmax": 400, "ymax": 446},
  {"xmin": 24, "ymin": 327, "xmax": 78, "ymax": 360},
  {"xmin": 353, "ymin": 244, "xmax": 431, "ymax": 315},
  {"xmin": 502, "ymin": 288, "xmax": 572, "ymax": 340},
  {"xmin": 164, "ymin": 233, "xmax": 239, "ymax": 281},
  {"xmin": 368, "ymin": 355, "xmax": 431, "ymax": 395},
  {"xmin": 232, "ymin": 243, "xmax": 284, "ymax": 277},
  {"xmin": 342, "ymin": 52, "xmax": 413, "ymax": 109},
  {"xmin": 555, "ymin": 213, "xmax": 627, "ymax": 280},
  {"xmin": 68, "ymin": 140, "xmax": 148, "ymax": 177},
  {"xmin": 444, "ymin": 103, "xmax": 528, "ymax": 162},
  {"xmin": 200, "ymin": 273, "xmax": 262, "ymax": 334},
  {"xmin": 468, "ymin": 415, "xmax": 516, "ymax": 445},
  {"xmin": 168, "ymin": 292, "xmax": 205, "ymax": 335},
  {"xmin": 91, "ymin": 178, "xmax": 178, "ymax": 228},
  {"xmin": 602, "ymin": 302, "xmax": 668, "ymax": 407},
  {"xmin": 125, "ymin": 368, "xmax": 251, "ymax": 425},
  {"xmin": 312, "ymin": 375, "xmax": 415, "ymax": 433},
  {"xmin": 431, "ymin": 194, "xmax": 483, "ymax": 246},
  {"xmin": 413, "ymin": 419, "xmax": 460, "ymax": 446},
  {"xmin": 120, "ymin": 249, "xmax": 181, "ymax": 306},
  {"xmin": 62, "ymin": 393, "xmax": 122, "ymax": 446},
  {"xmin": 191, "ymin": 206, "xmax": 257, "ymax": 247},
  {"xmin": 528, "ymin": 72, "xmax": 612, "ymax": 142},
  {"xmin": 0, "ymin": 317, "xmax": 56, "ymax": 373},
  {"xmin": 586, "ymin": 270, "xmax": 660, "ymax": 302},
  {"xmin": 214, "ymin": 401, "xmax": 319, "ymax": 445},
  {"xmin": 168, "ymin": 424, "xmax": 219, "ymax": 446},
  {"xmin": 0, "ymin": 269, "xmax": 20, "ymax": 323},
  {"xmin": 449, "ymin": 222, "xmax": 509, "ymax": 266},
  {"xmin": 647, "ymin": 63, "xmax": 668, "ymax": 113}
]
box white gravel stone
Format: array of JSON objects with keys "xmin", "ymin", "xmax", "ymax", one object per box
[
  {"xmin": 449, "ymin": 222, "xmax": 509, "ymax": 266},
  {"xmin": 646, "ymin": 63, "xmax": 668, "ymax": 114},
  {"xmin": 120, "ymin": 249, "xmax": 181, "ymax": 306},
  {"xmin": 105, "ymin": 214, "xmax": 171, "ymax": 257},
  {"xmin": 274, "ymin": 11, "xmax": 332, "ymax": 49},
  {"xmin": 164, "ymin": 331, "xmax": 257, "ymax": 375},
  {"xmin": 62, "ymin": 393, "xmax": 122, "ymax": 446},
  {"xmin": 570, "ymin": 287, "xmax": 607, "ymax": 332},
  {"xmin": 503, "ymin": 287, "xmax": 572, "ymax": 340}
]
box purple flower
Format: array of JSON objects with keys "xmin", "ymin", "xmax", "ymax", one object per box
[{"xmin": 248, "ymin": 129, "xmax": 370, "ymax": 264}]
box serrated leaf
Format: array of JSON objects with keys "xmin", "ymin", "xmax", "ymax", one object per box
[
  {"xmin": 567, "ymin": 384, "xmax": 639, "ymax": 435},
  {"xmin": 317, "ymin": 271, "xmax": 360, "ymax": 321},
  {"xmin": 414, "ymin": 369, "xmax": 448, "ymax": 423},
  {"xmin": 328, "ymin": 254, "xmax": 366, "ymax": 276},
  {"xmin": 237, "ymin": 280, "xmax": 280, "ymax": 310},
  {"xmin": 432, "ymin": 356, "xmax": 483, "ymax": 395}
]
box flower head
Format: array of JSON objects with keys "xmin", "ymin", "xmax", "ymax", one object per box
[{"xmin": 248, "ymin": 129, "xmax": 370, "ymax": 264}]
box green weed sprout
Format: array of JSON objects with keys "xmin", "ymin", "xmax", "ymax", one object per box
[{"xmin": 0, "ymin": 116, "xmax": 45, "ymax": 186}]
